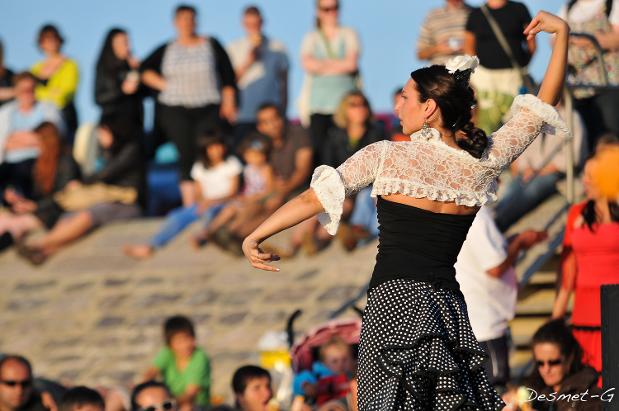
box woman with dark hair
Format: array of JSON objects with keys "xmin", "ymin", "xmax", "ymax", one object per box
[
  {"xmin": 123, "ymin": 132, "xmax": 241, "ymax": 260},
  {"xmin": 0, "ymin": 38, "xmax": 15, "ymax": 106},
  {"xmin": 552, "ymin": 147, "xmax": 619, "ymax": 378},
  {"xmin": 31, "ymin": 24, "xmax": 79, "ymax": 139},
  {"xmin": 0, "ymin": 122, "xmax": 80, "ymax": 250},
  {"xmin": 94, "ymin": 28, "xmax": 143, "ymax": 130},
  {"xmin": 140, "ymin": 4, "xmax": 237, "ymax": 207},
  {"xmin": 506, "ymin": 320, "xmax": 602, "ymax": 410},
  {"xmin": 17, "ymin": 118, "xmax": 144, "ymax": 264},
  {"xmin": 242, "ymin": 12, "xmax": 569, "ymax": 410}
]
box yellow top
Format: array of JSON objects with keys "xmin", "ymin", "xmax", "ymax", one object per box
[{"xmin": 31, "ymin": 58, "xmax": 79, "ymax": 109}]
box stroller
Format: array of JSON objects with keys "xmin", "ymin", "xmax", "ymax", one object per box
[{"xmin": 286, "ymin": 309, "xmax": 361, "ymax": 406}]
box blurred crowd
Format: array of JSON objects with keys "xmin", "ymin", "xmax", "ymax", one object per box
[{"xmin": 1, "ymin": 0, "xmax": 619, "ymax": 410}]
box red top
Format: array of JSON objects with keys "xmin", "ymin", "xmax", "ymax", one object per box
[
  {"xmin": 571, "ymin": 220, "xmax": 619, "ymax": 326},
  {"xmin": 563, "ymin": 202, "xmax": 587, "ymax": 249}
]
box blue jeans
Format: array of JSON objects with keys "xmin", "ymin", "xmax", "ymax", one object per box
[
  {"xmin": 350, "ymin": 187, "xmax": 379, "ymax": 238},
  {"xmin": 494, "ymin": 172, "xmax": 562, "ymax": 232},
  {"xmin": 150, "ymin": 203, "xmax": 224, "ymax": 249}
]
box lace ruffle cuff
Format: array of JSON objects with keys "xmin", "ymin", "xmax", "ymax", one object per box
[
  {"xmin": 310, "ymin": 165, "xmax": 345, "ymax": 235},
  {"xmin": 513, "ymin": 94, "xmax": 569, "ymax": 133}
]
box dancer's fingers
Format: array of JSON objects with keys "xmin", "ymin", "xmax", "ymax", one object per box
[
  {"xmin": 250, "ymin": 260, "xmax": 280, "ymax": 272},
  {"xmin": 524, "ymin": 15, "xmax": 541, "ymax": 36},
  {"xmin": 250, "ymin": 252, "xmax": 280, "ymax": 266},
  {"xmin": 256, "ymin": 252, "xmax": 280, "ymax": 261}
]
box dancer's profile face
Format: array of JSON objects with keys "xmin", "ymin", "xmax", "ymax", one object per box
[{"xmin": 396, "ymin": 79, "xmax": 428, "ymax": 136}]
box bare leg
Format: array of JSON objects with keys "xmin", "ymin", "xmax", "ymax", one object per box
[
  {"xmin": 228, "ymin": 202, "xmax": 263, "ymax": 234},
  {"xmin": 32, "ymin": 211, "xmax": 94, "ymax": 255},
  {"xmin": 123, "ymin": 244, "xmax": 154, "ymax": 260},
  {"xmin": 0, "ymin": 213, "xmax": 42, "ymax": 239},
  {"xmin": 205, "ymin": 204, "xmax": 238, "ymax": 234}
]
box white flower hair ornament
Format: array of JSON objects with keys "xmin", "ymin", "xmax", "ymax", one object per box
[
  {"xmin": 445, "ymin": 55, "xmax": 480, "ymax": 86},
  {"xmin": 445, "ymin": 55, "xmax": 480, "ymax": 74}
]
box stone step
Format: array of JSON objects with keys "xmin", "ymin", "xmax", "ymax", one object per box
[
  {"xmin": 509, "ymin": 316, "xmax": 548, "ymax": 348},
  {"xmin": 525, "ymin": 270, "xmax": 557, "ymax": 287},
  {"xmin": 515, "ymin": 288, "xmax": 562, "ymax": 316}
]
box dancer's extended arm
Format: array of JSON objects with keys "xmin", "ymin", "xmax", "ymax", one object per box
[
  {"xmin": 243, "ymin": 140, "xmax": 387, "ymax": 271},
  {"xmin": 524, "ymin": 11, "xmax": 570, "ymax": 105},
  {"xmin": 243, "ymin": 189, "xmax": 324, "ymax": 271}
]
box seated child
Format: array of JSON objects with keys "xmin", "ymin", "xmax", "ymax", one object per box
[
  {"xmin": 143, "ymin": 315, "xmax": 211, "ymax": 411},
  {"xmin": 231, "ymin": 365, "xmax": 273, "ymax": 411},
  {"xmin": 60, "ymin": 386, "xmax": 105, "ymax": 411},
  {"xmin": 195, "ymin": 135, "xmax": 273, "ymax": 253},
  {"xmin": 123, "ymin": 132, "xmax": 242, "ymax": 259},
  {"xmin": 293, "ymin": 337, "xmax": 354, "ymax": 406}
]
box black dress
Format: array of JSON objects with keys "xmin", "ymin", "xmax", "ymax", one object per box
[{"xmin": 357, "ymin": 197, "xmax": 504, "ymax": 410}]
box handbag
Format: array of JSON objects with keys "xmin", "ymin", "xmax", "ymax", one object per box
[{"xmin": 480, "ymin": 5, "xmax": 538, "ymax": 93}]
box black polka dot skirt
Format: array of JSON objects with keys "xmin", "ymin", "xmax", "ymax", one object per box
[{"xmin": 357, "ymin": 279, "xmax": 505, "ymax": 410}]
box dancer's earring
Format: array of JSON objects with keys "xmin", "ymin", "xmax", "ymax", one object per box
[{"xmin": 421, "ymin": 119, "xmax": 433, "ymax": 140}]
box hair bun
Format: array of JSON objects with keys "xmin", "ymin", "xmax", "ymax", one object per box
[
  {"xmin": 453, "ymin": 68, "xmax": 473, "ymax": 87},
  {"xmin": 457, "ymin": 122, "xmax": 488, "ymax": 159}
]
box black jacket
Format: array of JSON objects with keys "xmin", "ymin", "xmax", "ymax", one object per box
[
  {"xmin": 94, "ymin": 62, "xmax": 144, "ymax": 125},
  {"xmin": 527, "ymin": 366, "xmax": 602, "ymax": 411},
  {"xmin": 83, "ymin": 141, "xmax": 145, "ymax": 207},
  {"xmin": 322, "ymin": 122, "xmax": 386, "ymax": 168}
]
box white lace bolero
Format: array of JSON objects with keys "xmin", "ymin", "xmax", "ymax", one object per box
[{"xmin": 310, "ymin": 94, "xmax": 569, "ymax": 235}]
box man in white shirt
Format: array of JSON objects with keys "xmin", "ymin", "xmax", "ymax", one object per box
[
  {"xmin": 455, "ymin": 206, "xmax": 546, "ymax": 391},
  {"xmin": 227, "ymin": 6, "xmax": 289, "ymax": 150},
  {"xmin": 0, "ymin": 71, "xmax": 64, "ymax": 197}
]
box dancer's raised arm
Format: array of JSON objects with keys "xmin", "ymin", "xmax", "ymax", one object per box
[{"xmin": 524, "ymin": 11, "xmax": 570, "ymax": 105}]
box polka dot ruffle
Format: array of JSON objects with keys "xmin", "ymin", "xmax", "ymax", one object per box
[{"xmin": 357, "ymin": 279, "xmax": 505, "ymax": 410}]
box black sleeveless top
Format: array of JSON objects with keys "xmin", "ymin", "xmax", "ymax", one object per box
[{"xmin": 369, "ymin": 197, "xmax": 476, "ymax": 293}]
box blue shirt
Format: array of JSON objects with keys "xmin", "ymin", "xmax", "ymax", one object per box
[
  {"xmin": 227, "ymin": 35, "xmax": 289, "ymax": 122},
  {"xmin": 0, "ymin": 100, "xmax": 64, "ymax": 163}
]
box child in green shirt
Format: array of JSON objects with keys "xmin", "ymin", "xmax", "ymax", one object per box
[{"xmin": 144, "ymin": 315, "xmax": 211, "ymax": 410}]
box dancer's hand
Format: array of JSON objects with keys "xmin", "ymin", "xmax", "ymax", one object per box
[
  {"xmin": 242, "ymin": 236, "xmax": 280, "ymax": 271},
  {"xmin": 524, "ymin": 11, "xmax": 569, "ymax": 40}
]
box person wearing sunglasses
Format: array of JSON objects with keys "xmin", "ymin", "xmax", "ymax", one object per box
[
  {"xmin": 503, "ymin": 320, "xmax": 601, "ymax": 410},
  {"xmin": 300, "ymin": 0, "xmax": 360, "ymax": 168},
  {"xmin": 130, "ymin": 382, "xmax": 176, "ymax": 411},
  {"xmin": 0, "ymin": 355, "xmax": 51, "ymax": 411}
]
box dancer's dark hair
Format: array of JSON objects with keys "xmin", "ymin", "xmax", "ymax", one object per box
[{"xmin": 410, "ymin": 65, "xmax": 487, "ymax": 159}]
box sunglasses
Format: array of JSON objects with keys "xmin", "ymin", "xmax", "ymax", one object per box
[
  {"xmin": 0, "ymin": 379, "xmax": 32, "ymax": 388},
  {"xmin": 348, "ymin": 101, "xmax": 367, "ymax": 108},
  {"xmin": 319, "ymin": 5, "xmax": 339, "ymax": 12},
  {"xmin": 139, "ymin": 400, "xmax": 176, "ymax": 411},
  {"xmin": 535, "ymin": 358, "xmax": 562, "ymax": 368}
]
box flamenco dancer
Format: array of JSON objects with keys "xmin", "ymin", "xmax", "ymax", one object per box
[{"xmin": 243, "ymin": 11, "xmax": 569, "ymax": 410}]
